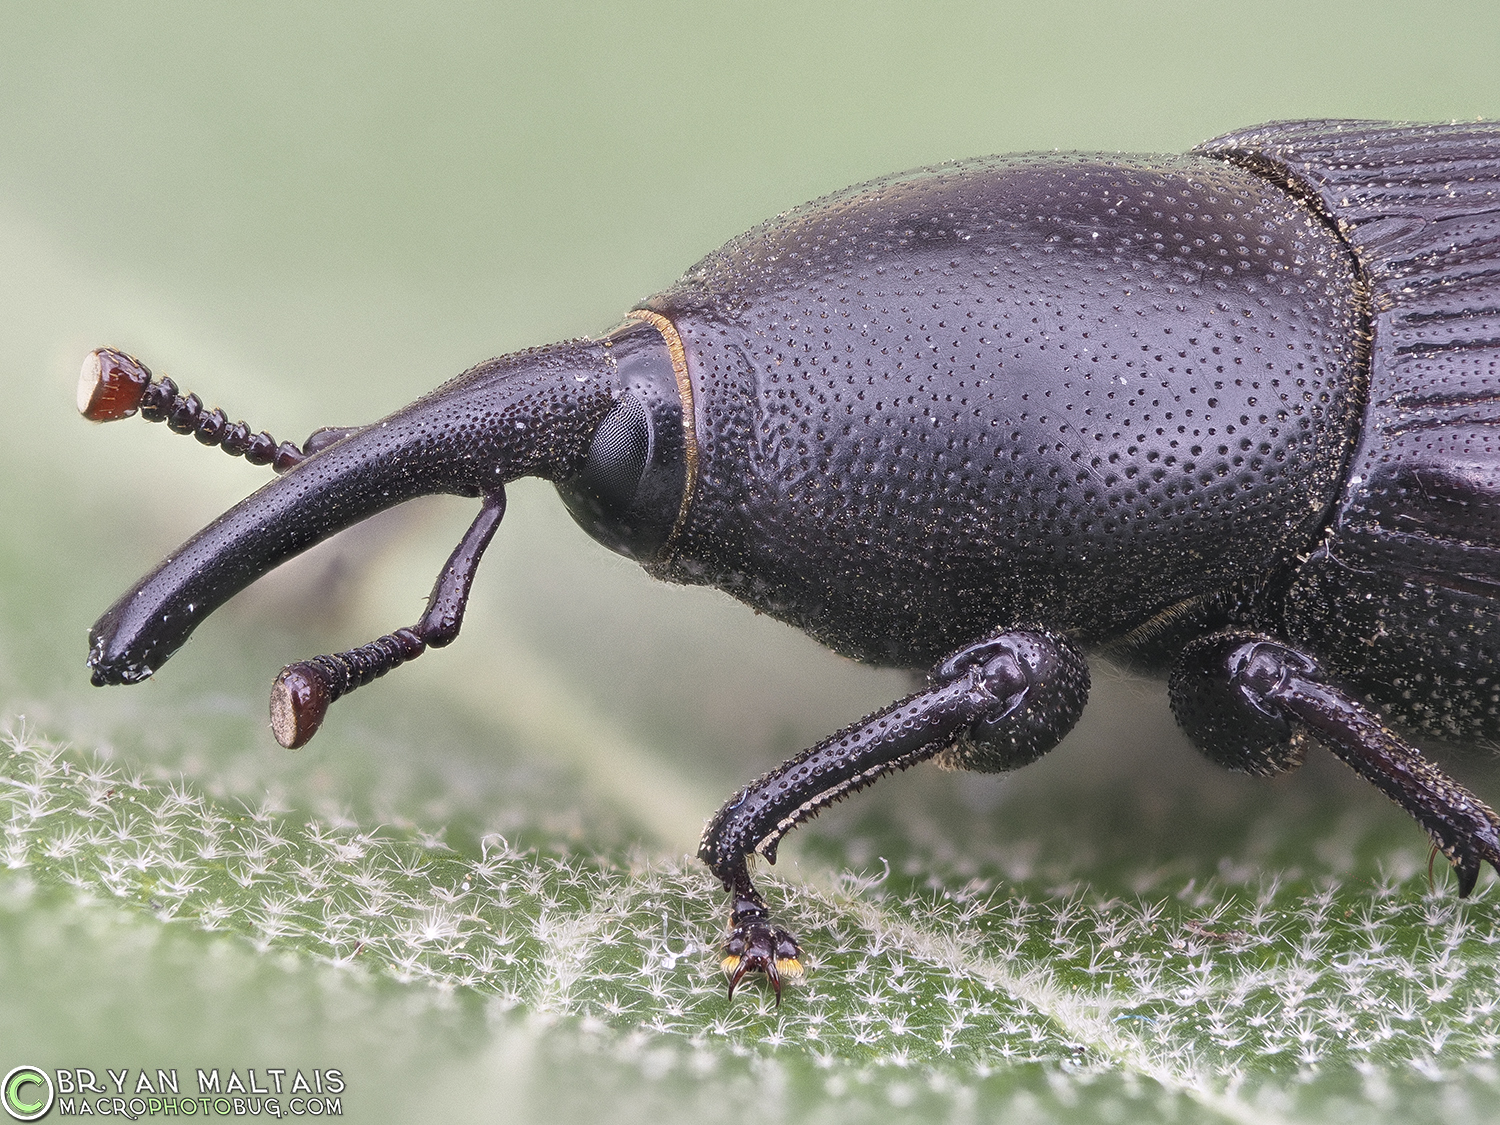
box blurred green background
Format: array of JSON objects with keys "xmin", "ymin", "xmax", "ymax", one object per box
[{"xmin": 3, "ymin": 2, "xmax": 1500, "ymax": 1122}]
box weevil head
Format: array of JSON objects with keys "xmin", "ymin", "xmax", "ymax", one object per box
[{"xmin": 86, "ymin": 317, "xmax": 689, "ymax": 686}]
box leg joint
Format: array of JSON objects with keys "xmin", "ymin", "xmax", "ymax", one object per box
[{"xmin": 934, "ymin": 629, "xmax": 1090, "ymax": 774}]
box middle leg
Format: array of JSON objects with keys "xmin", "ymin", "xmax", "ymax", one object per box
[{"xmin": 1170, "ymin": 631, "xmax": 1500, "ymax": 895}]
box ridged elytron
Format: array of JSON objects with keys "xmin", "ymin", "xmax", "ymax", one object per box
[{"xmin": 82, "ymin": 120, "xmax": 1500, "ymax": 1001}]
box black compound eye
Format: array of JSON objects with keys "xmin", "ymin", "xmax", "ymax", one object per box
[
  {"xmin": 580, "ymin": 394, "xmax": 651, "ymax": 513},
  {"xmin": 556, "ymin": 320, "xmax": 687, "ymax": 563}
]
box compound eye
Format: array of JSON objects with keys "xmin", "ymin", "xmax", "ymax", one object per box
[
  {"xmin": 580, "ymin": 394, "xmax": 651, "ymax": 513},
  {"xmin": 556, "ymin": 322, "xmax": 687, "ymax": 563}
]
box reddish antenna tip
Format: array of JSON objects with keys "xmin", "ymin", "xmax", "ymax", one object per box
[
  {"xmin": 270, "ymin": 663, "xmax": 331, "ymax": 750},
  {"xmin": 79, "ymin": 348, "xmax": 152, "ymax": 422}
]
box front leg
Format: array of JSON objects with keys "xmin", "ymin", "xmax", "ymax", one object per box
[{"xmin": 699, "ymin": 629, "xmax": 1089, "ymax": 1001}]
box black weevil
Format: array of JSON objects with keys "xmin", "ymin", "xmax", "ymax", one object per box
[{"xmin": 80, "ymin": 120, "xmax": 1500, "ymax": 1002}]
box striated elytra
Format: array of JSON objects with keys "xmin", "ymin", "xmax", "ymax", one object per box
[{"xmin": 82, "ymin": 120, "xmax": 1500, "ymax": 1002}]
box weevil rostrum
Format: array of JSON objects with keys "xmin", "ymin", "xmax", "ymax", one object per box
[{"xmin": 80, "ymin": 120, "xmax": 1500, "ymax": 1001}]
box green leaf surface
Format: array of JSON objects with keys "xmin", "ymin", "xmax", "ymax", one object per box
[
  {"xmin": 7, "ymin": 720, "xmax": 1500, "ymax": 1123},
  {"xmin": 4, "ymin": 4, "xmax": 1500, "ymax": 1122}
]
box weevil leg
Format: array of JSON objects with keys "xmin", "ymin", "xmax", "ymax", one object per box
[
  {"xmin": 700, "ymin": 629, "xmax": 1089, "ymax": 1000},
  {"xmin": 1170, "ymin": 632, "xmax": 1500, "ymax": 896},
  {"xmin": 269, "ymin": 489, "xmax": 507, "ymax": 748}
]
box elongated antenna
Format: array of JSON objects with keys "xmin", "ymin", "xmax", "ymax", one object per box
[
  {"xmin": 269, "ymin": 489, "xmax": 507, "ymax": 749},
  {"xmin": 78, "ymin": 347, "xmax": 353, "ymax": 473}
]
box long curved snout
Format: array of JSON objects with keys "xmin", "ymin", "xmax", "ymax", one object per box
[{"xmin": 87, "ymin": 338, "xmax": 618, "ymax": 685}]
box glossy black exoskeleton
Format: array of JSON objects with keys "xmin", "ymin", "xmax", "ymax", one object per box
[{"xmin": 81, "ymin": 120, "xmax": 1500, "ymax": 1002}]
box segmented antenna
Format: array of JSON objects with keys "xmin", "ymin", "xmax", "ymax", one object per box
[
  {"xmin": 271, "ymin": 630, "xmax": 428, "ymax": 749},
  {"xmin": 268, "ymin": 490, "xmax": 506, "ymax": 749},
  {"xmin": 78, "ymin": 347, "xmax": 348, "ymax": 473}
]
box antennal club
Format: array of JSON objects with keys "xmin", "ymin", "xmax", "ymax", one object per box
[
  {"xmin": 269, "ymin": 489, "xmax": 507, "ymax": 749},
  {"xmin": 78, "ymin": 347, "xmax": 353, "ymax": 473}
]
